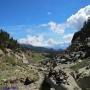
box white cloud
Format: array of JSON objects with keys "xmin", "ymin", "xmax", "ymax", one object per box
[
  {"xmin": 47, "ymin": 5, "xmax": 90, "ymax": 34},
  {"xmin": 22, "ymin": 5, "xmax": 90, "ymax": 37},
  {"xmin": 47, "ymin": 38, "xmax": 64, "ymax": 45},
  {"xmin": 18, "ymin": 35, "xmax": 66, "ymax": 47},
  {"xmin": 18, "ymin": 35, "xmax": 48, "ymax": 47},
  {"xmin": 47, "ymin": 39, "xmax": 56, "ymax": 45},
  {"xmin": 38, "ymin": 23, "xmax": 48, "ymax": 27},
  {"xmin": 14, "ymin": 5, "xmax": 90, "ymax": 48},
  {"xmin": 48, "ymin": 12, "xmax": 52, "ymax": 15},
  {"xmin": 67, "ymin": 5, "xmax": 90, "ymax": 30},
  {"xmin": 48, "ymin": 21, "xmax": 65, "ymax": 34},
  {"xmin": 63, "ymin": 33, "xmax": 74, "ymax": 43}
]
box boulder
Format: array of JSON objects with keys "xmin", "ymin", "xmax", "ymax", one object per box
[
  {"xmin": 77, "ymin": 67, "xmax": 90, "ymax": 90},
  {"xmin": 22, "ymin": 53, "xmax": 28, "ymax": 64},
  {"xmin": 0, "ymin": 49, "xmax": 4, "ymax": 56},
  {"xmin": 45, "ymin": 66, "xmax": 82, "ymax": 90}
]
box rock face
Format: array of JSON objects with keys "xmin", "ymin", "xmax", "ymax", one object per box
[
  {"xmin": 68, "ymin": 17, "xmax": 90, "ymax": 57},
  {"xmin": 21, "ymin": 53, "xmax": 29, "ymax": 64},
  {"xmin": 65, "ymin": 17, "xmax": 90, "ymax": 90},
  {"xmin": 76, "ymin": 66, "xmax": 90, "ymax": 90},
  {"xmin": 0, "ymin": 49, "xmax": 4, "ymax": 56},
  {"xmin": 40, "ymin": 64, "xmax": 82, "ymax": 90}
]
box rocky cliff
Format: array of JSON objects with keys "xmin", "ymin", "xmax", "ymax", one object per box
[{"xmin": 68, "ymin": 17, "xmax": 90, "ymax": 57}]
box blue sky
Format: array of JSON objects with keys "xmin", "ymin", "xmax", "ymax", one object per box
[{"xmin": 0, "ymin": 0, "xmax": 90, "ymax": 49}]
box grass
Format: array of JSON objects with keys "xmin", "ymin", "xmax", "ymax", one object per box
[
  {"xmin": 32, "ymin": 53, "xmax": 46, "ymax": 62},
  {"xmin": 0, "ymin": 54, "xmax": 39, "ymax": 87},
  {"xmin": 5, "ymin": 55, "xmax": 17, "ymax": 66},
  {"xmin": 0, "ymin": 64, "xmax": 39, "ymax": 86},
  {"xmin": 70, "ymin": 59, "xmax": 90, "ymax": 71}
]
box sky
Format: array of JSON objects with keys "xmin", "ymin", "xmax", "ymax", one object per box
[{"xmin": 0, "ymin": 0, "xmax": 90, "ymax": 49}]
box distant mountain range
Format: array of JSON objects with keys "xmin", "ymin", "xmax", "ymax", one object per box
[{"xmin": 21, "ymin": 44, "xmax": 64, "ymax": 53}]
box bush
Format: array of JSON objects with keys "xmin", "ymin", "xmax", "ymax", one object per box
[
  {"xmin": 70, "ymin": 59, "xmax": 90, "ymax": 71},
  {"xmin": 5, "ymin": 55, "xmax": 16, "ymax": 66}
]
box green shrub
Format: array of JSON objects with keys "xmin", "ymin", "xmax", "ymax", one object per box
[
  {"xmin": 5, "ymin": 55, "xmax": 16, "ymax": 66},
  {"xmin": 70, "ymin": 59, "xmax": 90, "ymax": 71}
]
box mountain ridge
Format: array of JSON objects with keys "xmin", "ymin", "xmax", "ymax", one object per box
[{"xmin": 21, "ymin": 44, "xmax": 64, "ymax": 53}]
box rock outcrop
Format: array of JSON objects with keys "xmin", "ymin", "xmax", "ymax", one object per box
[
  {"xmin": 40, "ymin": 63, "xmax": 82, "ymax": 90},
  {"xmin": 76, "ymin": 66, "xmax": 90, "ymax": 90},
  {"xmin": 68, "ymin": 17, "xmax": 90, "ymax": 58}
]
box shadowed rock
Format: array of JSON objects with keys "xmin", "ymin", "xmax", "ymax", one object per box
[{"xmin": 24, "ymin": 77, "xmax": 34, "ymax": 85}]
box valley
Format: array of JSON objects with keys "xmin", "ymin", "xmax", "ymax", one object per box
[{"xmin": 0, "ymin": 18, "xmax": 90, "ymax": 90}]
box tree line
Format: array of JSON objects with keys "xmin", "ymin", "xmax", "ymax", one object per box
[{"xmin": 0, "ymin": 29, "xmax": 20, "ymax": 51}]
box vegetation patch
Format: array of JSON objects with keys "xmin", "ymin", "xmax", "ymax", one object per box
[
  {"xmin": 70, "ymin": 59, "xmax": 90, "ymax": 71},
  {"xmin": 31, "ymin": 53, "xmax": 46, "ymax": 62}
]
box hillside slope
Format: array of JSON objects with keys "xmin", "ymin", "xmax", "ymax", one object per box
[
  {"xmin": 68, "ymin": 17, "xmax": 90, "ymax": 57},
  {"xmin": 0, "ymin": 29, "xmax": 48, "ymax": 90}
]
